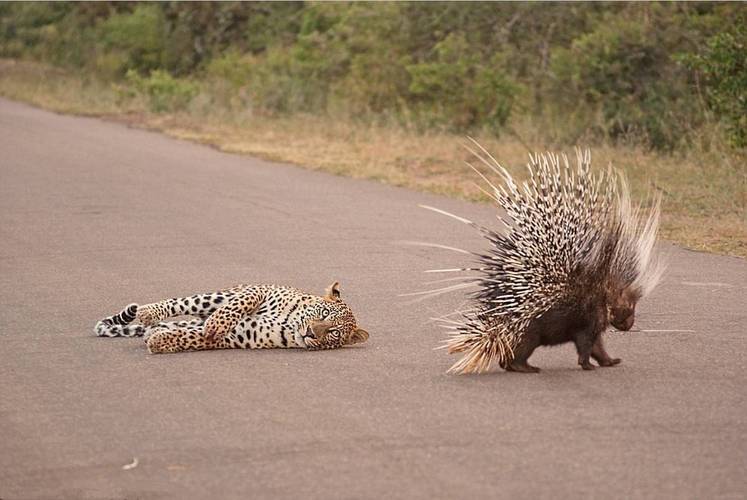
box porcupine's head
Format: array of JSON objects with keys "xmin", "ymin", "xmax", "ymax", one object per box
[
  {"xmin": 607, "ymin": 286, "xmax": 638, "ymax": 331},
  {"xmin": 603, "ymin": 175, "xmax": 665, "ymax": 333}
]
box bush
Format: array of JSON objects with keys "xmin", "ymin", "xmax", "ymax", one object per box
[
  {"xmin": 205, "ymin": 49, "xmax": 252, "ymax": 89},
  {"xmin": 406, "ymin": 34, "xmax": 518, "ymax": 132},
  {"xmin": 549, "ymin": 11, "xmax": 699, "ymax": 149},
  {"xmin": 244, "ymin": 29, "xmax": 348, "ymax": 115},
  {"xmin": 126, "ymin": 69, "xmax": 198, "ymax": 113},
  {"xmin": 100, "ymin": 5, "xmax": 165, "ymax": 75},
  {"xmin": 1, "ymin": 2, "xmax": 742, "ymax": 151},
  {"xmin": 680, "ymin": 24, "xmax": 747, "ymax": 148}
]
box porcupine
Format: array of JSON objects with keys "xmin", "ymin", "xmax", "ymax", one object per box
[{"xmin": 417, "ymin": 142, "xmax": 665, "ymax": 374}]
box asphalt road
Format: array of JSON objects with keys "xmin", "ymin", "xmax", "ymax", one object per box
[{"xmin": 1, "ymin": 97, "xmax": 745, "ymax": 500}]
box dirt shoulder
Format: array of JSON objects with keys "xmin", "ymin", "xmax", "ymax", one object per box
[{"xmin": 1, "ymin": 59, "xmax": 744, "ymax": 257}]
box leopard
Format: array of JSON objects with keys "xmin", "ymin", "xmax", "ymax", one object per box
[{"xmin": 94, "ymin": 281, "xmax": 369, "ymax": 354}]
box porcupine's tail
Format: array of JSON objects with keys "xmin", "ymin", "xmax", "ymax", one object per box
[
  {"xmin": 438, "ymin": 315, "xmax": 519, "ymax": 374},
  {"xmin": 94, "ymin": 303, "xmax": 146, "ymax": 337},
  {"xmin": 400, "ymin": 203, "xmax": 521, "ymax": 373}
]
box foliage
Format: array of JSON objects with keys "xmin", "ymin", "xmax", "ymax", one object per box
[
  {"xmin": 125, "ymin": 69, "xmax": 198, "ymax": 113},
  {"xmin": 549, "ymin": 9, "xmax": 701, "ymax": 149},
  {"xmin": 679, "ymin": 22, "xmax": 747, "ymax": 148},
  {"xmin": 0, "ymin": 1, "xmax": 744, "ymax": 150},
  {"xmin": 406, "ymin": 33, "xmax": 517, "ymax": 132},
  {"xmin": 99, "ymin": 4, "xmax": 165, "ymax": 75}
]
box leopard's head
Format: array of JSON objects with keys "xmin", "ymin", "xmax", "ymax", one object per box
[{"xmin": 304, "ymin": 281, "xmax": 369, "ymax": 349}]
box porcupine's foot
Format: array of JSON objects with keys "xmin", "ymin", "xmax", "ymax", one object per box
[
  {"xmin": 505, "ymin": 362, "xmax": 541, "ymax": 373},
  {"xmin": 578, "ymin": 356, "xmax": 596, "ymax": 371},
  {"xmin": 504, "ymin": 336, "xmax": 541, "ymax": 373},
  {"xmin": 596, "ymin": 357, "xmax": 622, "ymax": 367},
  {"xmin": 591, "ymin": 336, "xmax": 621, "ymax": 367}
]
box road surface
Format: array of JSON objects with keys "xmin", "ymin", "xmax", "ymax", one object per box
[{"xmin": 1, "ymin": 98, "xmax": 745, "ymax": 499}]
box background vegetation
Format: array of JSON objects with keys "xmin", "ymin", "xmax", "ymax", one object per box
[{"xmin": 0, "ymin": 2, "xmax": 744, "ymax": 255}]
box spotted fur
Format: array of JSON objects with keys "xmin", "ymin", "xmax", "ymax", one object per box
[{"xmin": 95, "ymin": 282, "xmax": 369, "ymax": 354}]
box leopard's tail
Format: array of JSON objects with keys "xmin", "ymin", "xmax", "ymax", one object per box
[{"xmin": 94, "ymin": 303, "xmax": 146, "ymax": 337}]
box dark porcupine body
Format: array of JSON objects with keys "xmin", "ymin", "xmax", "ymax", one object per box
[
  {"xmin": 419, "ymin": 143, "xmax": 664, "ymax": 374},
  {"xmin": 504, "ymin": 268, "xmax": 620, "ymax": 373}
]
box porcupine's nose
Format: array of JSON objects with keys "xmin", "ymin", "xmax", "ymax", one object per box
[{"xmin": 615, "ymin": 313, "xmax": 635, "ymax": 331}]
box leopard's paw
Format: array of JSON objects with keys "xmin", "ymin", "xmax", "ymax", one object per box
[
  {"xmin": 203, "ymin": 315, "xmax": 232, "ymax": 343},
  {"xmin": 146, "ymin": 329, "xmax": 176, "ymax": 354},
  {"xmin": 303, "ymin": 337, "xmax": 321, "ymax": 350},
  {"xmin": 136, "ymin": 303, "xmax": 166, "ymax": 327},
  {"xmin": 297, "ymin": 324, "xmax": 320, "ymax": 350}
]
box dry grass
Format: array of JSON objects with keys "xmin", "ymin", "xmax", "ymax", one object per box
[{"xmin": 1, "ymin": 59, "xmax": 744, "ymax": 257}]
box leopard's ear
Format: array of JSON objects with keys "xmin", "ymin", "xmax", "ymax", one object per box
[
  {"xmin": 347, "ymin": 328, "xmax": 369, "ymax": 345},
  {"xmin": 325, "ymin": 281, "xmax": 341, "ymax": 301}
]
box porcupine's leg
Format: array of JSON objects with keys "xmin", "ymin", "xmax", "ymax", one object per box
[
  {"xmin": 505, "ymin": 333, "xmax": 541, "ymax": 373},
  {"xmin": 591, "ymin": 336, "xmax": 621, "ymax": 367},
  {"xmin": 575, "ymin": 327, "xmax": 599, "ymax": 371}
]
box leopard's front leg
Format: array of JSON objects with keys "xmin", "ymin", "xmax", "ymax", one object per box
[
  {"xmin": 203, "ymin": 287, "xmax": 266, "ymax": 342},
  {"xmin": 301, "ymin": 321, "xmax": 345, "ymax": 350},
  {"xmin": 303, "ymin": 337, "xmax": 343, "ymax": 350},
  {"xmin": 146, "ymin": 320, "xmax": 231, "ymax": 354},
  {"xmin": 288, "ymin": 319, "xmax": 338, "ymax": 350}
]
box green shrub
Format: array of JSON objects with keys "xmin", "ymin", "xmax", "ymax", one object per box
[
  {"xmin": 680, "ymin": 24, "xmax": 747, "ymax": 148},
  {"xmin": 406, "ymin": 33, "xmax": 517, "ymax": 132},
  {"xmin": 1, "ymin": 2, "xmax": 742, "ymax": 151},
  {"xmin": 0, "ymin": 2, "xmax": 94, "ymax": 65},
  {"xmin": 549, "ymin": 12, "xmax": 699, "ymax": 149},
  {"xmin": 100, "ymin": 5, "xmax": 165, "ymax": 75},
  {"xmin": 126, "ymin": 69, "xmax": 198, "ymax": 113},
  {"xmin": 341, "ymin": 49, "xmax": 411, "ymax": 116},
  {"xmin": 244, "ymin": 28, "xmax": 348, "ymax": 115},
  {"xmin": 205, "ymin": 50, "xmax": 252, "ymax": 89}
]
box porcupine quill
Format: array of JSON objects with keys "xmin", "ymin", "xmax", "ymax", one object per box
[{"xmin": 413, "ymin": 140, "xmax": 665, "ymax": 374}]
